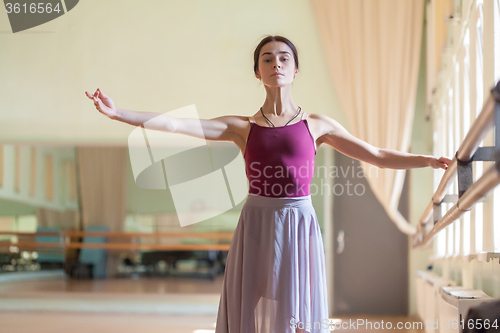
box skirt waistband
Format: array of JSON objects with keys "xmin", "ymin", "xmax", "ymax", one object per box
[{"xmin": 245, "ymin": 193, "xmax": 312, "ymax": 208}]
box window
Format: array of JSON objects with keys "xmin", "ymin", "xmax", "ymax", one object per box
[
  {"xmin": 474, "ymin": 4, "xmax": 484, "ymax": 253},
  {"xmin": 0, "ymin": 144, "xmax": 3, "ymax": 188},
  {"xmin": 44, "ymin": 155, "xmax": 54, "ymax": 201},
  {"xmin": 495, "ymin": 0, "xmax": 500, "ymax": 82},
  {"xmin": 430, "ymin": 0, "xmax": 499, "ymax": 257},
  {"xmin": 463, "ymin": 30, "xmax": 471, "ymax": 138},
  {"xmin": 494, "ymin": 0, "xmax": 500, "ymax": 252}
]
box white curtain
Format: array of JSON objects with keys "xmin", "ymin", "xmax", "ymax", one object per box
[
  {"xmin": 76, "ymin": 147, "xmax": 128, "ymax": 276},
  {"xmin": 35, "ymin": 208, "xmax": 79, "ymax": 230},
  {"xmin": 76, "ymin": 147, "xmax": 127, "ymax": 232},
  {"xmin": 310, "ymin": 0, "xmax": 424, "ymax": 234}
]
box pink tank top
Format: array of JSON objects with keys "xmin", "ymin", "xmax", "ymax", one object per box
[{"xmin": 243, "ymin": 118, "xmax": 316, "ymax": 198}]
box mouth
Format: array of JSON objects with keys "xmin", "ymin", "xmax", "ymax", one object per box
[{"xmin": 271, "ymin": 73, "xmax": 283, "ymax": 77}]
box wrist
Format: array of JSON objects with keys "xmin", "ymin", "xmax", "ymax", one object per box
[
  {"xmin": 111, "ymin": 108, "xmax": 121, "ymax": 121},
  {"xmin": 423, "ymin": 155, "xmax": 434, "ymax": 167}
]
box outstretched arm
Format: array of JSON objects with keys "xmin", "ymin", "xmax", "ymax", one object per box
[
  {"xmin": 85, "ymin": 88, "xmax": 243, "ymax": 142},
  {"xmin": 314, "ymin": 113, "xmax": 451, "ymax": 170}
]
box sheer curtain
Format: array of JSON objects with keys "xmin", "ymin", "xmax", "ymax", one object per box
[
  {"xmin": 35, "ymin": 208, "xmax": 79, "ymax": 229},
  {"xmin": 76, "ymin": 146, "xmax": 128, "ymax": 275},
  {"xmin": 310, "ymin": 0, "xmax": 424, "ymax": 234},
  {"xmin": 76, "ymin": 147, "xmax": 127, "ymax": 232}
]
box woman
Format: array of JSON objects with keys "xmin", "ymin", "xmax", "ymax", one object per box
[{"xmin": 86, "ymin": 35, "xmax": 450, "ymax": 333}]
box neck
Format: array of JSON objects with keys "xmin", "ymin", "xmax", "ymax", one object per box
[{"xmin": 262, "ymin": 84, "xmax": 298, "ymax": 116}]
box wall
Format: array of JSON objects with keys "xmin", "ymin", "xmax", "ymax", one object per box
[
  {"xmin": 0, "ymin": 0, "xmax": 345, "ymax": 145},
  {"xmin": 0, "ymin": 145, "xmax": 78, "ymax": 213},
  {"xmin": 408, "ymin": 11, "xmax": 436, "ymax": 316}
]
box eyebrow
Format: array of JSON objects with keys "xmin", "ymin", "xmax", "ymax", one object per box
[{"xmin": 261, "ymin": 51, "xmax": 291, "ymax": 56}]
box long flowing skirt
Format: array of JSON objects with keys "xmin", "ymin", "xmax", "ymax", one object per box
[{"xmin": 215, "ymin": 193, "xmax": 330, "ymax": 333}]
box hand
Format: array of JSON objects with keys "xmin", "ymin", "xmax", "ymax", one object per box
[
  {"xmin": 428, "ymin": 156, "xmax": 452, "ymax": 170},
  {"xmin": 85, "ymin": 88, "xmax": 117, "ymax": 120}
]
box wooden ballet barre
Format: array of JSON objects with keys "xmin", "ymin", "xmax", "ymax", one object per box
[
  {"xmin": 0, "ymin": 231, "xmax": 235, "ymax": 252},
  {"xmin": 66, "ymin": 243, "xmax": 231, "ymax": 251},
  {"xmin": 0, "ymin": 231, "xmax": 63, "ymax": 237},
  {"xmin": 0, "ymin": 231, "xmax": 234, "ymax": 239},
  {"xmin": 0, "ymin": 240, "xmax": 62, "ymax": 249},
  {"xmin": 414, "ymin": 162, "xmax": 500, "ymax": 248},
  {"xmin": 64, "ymin": 231, "xmax": 234, "ymax": 239},
  {"xmin": 414, "ymin": 81, "xmax": 500, "ymax": 248},
  {"xmin": 418, "ymin": 95, "xmax": 496, "ymax": 227},
  {"xmin": 0, "ymin": 241, "xmax": 231, "ymax": 251}
]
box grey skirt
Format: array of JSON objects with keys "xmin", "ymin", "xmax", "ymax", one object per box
[{"xmin": 215, "ymin": 193, "xmax": 330, "ymax": 333}]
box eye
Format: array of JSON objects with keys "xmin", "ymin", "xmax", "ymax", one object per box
[{"xmin": 282, "ymin": 58, "xmax": 289, "ymax": 61}]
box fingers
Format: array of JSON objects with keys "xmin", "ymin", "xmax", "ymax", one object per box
[
  {"xmin": 97, "ymin": 88, "xmax": 108, "ymax": 99},
  {"xmin": 85, "ymin": 90, "xmax": 100, "ymax": 100},
  {"xmin": 85, "ymin": 90, "xmax": 106, "ymax": 115},
  {"xmin": 90, "ymin": 93, "xmax": 101, "ymax": 109},
  {"xmin": 440, "ymin": 157, "xmax": 452, "ymax": 164},
  {"xmin": 85, "ymin": 89, "xmax": 108, "ymax": 105},
  {"xmin": 88, "ymin": 89, "xmax": 100, "ymax": 101},
  {"xmin": 436, "ymin": 163, "xmax": 447, "ymax": 170},
  {"xmin": 441, "ymin": 158, "xmax": 449, "ymax": 170},
  {"xmin": 430, "ymin": 157, "xmax": 448, "ymax": 170},
  {"xmin": 432, "ymin": 156, "xmax": 450, "ymax": 170},
  {"xmin": 85, "ymin": 90, "xmax": 100, "ymax": 104},
  {"xmin": 444, "ymin": 157, "xmax": 451, "ymax": 167}
]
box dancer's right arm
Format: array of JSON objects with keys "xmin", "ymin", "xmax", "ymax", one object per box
[{"xmin": 85, "ymin": 88, "xmax": 242, "ymax": 142}]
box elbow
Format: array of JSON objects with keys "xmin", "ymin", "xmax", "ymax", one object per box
[
  {"xmin": 373, "ymin": 149, "xmax": 385, "ymax": 169},
  {"xmin": 360, "ymin": 156, "xmax": 384, "ymax": 169},
  {"xmin": 166, "ymin": 116, "xmax": 177, "ymax": 133}
]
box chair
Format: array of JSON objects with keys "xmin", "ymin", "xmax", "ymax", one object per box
[{"xmin": 78, "ymin": 226, "xmax": 109, "ymax": 278}]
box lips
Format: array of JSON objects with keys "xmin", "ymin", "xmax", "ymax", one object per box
[{"xmin": 272, "ymin": 73, "xmax": 283, "ymax": 77}]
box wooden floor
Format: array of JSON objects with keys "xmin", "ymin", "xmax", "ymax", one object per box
[
  {"xmin": 0, "ymin": 312, "xmax": 217, "ymax": 333},
  {"xmin": 0, "ymin": 273, "xmax": 424, "ymax": 333},
  {"xmin": 0, "ymin": 273, "xmax": 224, "ymax": 294}
]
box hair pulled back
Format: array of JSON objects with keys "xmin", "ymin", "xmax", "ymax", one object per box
[{"xmin": 253, "ymin": 35, "xmax": 299, "ymax": 75}]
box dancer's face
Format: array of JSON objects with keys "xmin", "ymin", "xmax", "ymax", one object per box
[{"xmin": 255, "ymin": 41, "xmax": 298, "ymax": 88}]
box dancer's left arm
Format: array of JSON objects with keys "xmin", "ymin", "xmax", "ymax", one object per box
[{"xmin": 314, "ymin": 114, "xmax": 451, "ymax": 170}]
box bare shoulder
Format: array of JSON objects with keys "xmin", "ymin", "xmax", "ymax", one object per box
[
  {"xmin": 215, "ymin": 114, "xmax": 253, "ymax": 154},
  {"xmin": 303, "ymin": 112, "xmax": 343, "ymax": 137},
  {"xmin": 213, "ymin": 114, "xmax": 252, "ymax": 140},
  {"xmin": 305, "ymin": 112, "xmax": 338, "ymax": 124},
  {"xmin": 211, "ymin": 114, "xmax": 250, "ymax": 125},
  {"xmin": 209, "ymin": 114, "xmax": 250, "ymax": 132}
]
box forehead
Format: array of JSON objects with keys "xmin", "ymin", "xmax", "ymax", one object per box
[{"xmin": 260, "ymin": 41, "xmax": 293, "ymax": 57}]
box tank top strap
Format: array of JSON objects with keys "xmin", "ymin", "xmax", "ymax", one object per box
[
  {"xmin": 300, "ymin": 111, "xmax": 307, "ymax": 121},
  {"xmin": 248, "ymin": 116, "xmax": 256, "ymax": 124}
]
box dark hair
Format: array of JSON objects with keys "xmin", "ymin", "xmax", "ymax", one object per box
[{"xmin": 253, "ymin": 35, "xmax": 299, "ymax": 75}]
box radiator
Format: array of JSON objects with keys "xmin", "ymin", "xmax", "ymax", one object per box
[
  {"xmin": 439, "ymin": 286, "xmax": 493, "ymax": 333},
  {"xmin": 417, "ymin": 270, "xmax": 457, "ymax": 333}
]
